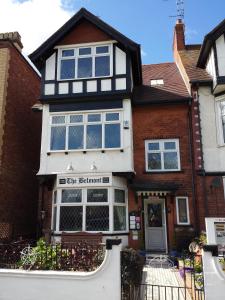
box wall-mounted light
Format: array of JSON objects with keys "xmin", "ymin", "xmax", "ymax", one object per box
[
  {"xmin": 123, "ymin": 120, "xmax": 129, "ymax": 129},
  {"xmin": 66, "ymin": 162, "xmax": 74, "ymax": 172},
  {"xmin": 40, "ymin": 210, "xmax": 46, "ymax": 220},
  {"xmin": 91, "ymin": 162, "xmax": 97, "ymax": 171}
]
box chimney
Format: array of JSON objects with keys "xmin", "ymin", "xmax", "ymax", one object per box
[
  {"xmin": 173, "ymin": 19, "xmax": 185, "ymax": 52},
  {"xmin": 0, "ymin": 32, "xmax": 23, "ymax": 52}
]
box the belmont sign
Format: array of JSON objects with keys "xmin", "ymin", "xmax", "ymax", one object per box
[{"xmin": 57, "ymin": 174, "xmax": 112, "ymax": 187}]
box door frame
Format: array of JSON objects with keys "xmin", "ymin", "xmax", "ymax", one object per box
[{"xmin": 144, "ymin": 197, "xmax": 168, "ymax": 253}]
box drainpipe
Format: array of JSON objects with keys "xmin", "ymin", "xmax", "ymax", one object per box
[{"xmin": 188, "ymin": 99, "xmax": 199, "ymax": 234}]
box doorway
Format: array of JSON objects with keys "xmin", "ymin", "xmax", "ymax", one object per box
[{"xmin": 144, "ymin": 198, "xmax": 167, "ymax": 252}]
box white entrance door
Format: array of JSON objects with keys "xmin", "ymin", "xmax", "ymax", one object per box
[{"xmin": 144, "ymin": 199, "xmax": 167, "ymax": 252}]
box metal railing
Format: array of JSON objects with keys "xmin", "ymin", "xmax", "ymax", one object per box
[{"xmin": 0, "ymin": 241, "xmax": 105, "ymax": 271}]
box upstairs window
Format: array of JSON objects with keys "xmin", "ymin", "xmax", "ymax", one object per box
[
  {"xmin": 59, "ymin": 44, "xmax": 112, "ymax": 80},
  {"xmin": 50, "ymin": 111, "xmax": 121, "ymax": 151},
  {"xmin": 145, "ymin": 139, "xmax": 180, "ymax": 172}
]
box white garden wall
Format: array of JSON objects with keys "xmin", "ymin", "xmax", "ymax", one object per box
[
  {"xmin": 0, "ymin": 242, "xmax": 122, "ymax": 300},
  {"xmin": 203, "ymin": 250, "xmax": 225, "ymax": 300}
]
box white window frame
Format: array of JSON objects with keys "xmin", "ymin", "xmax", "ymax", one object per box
[
  {"xmin": 176, "ymin": 196, "xmax": 190, "ymax": 225},
  {"xmin": 57, "ymin": 43, "xmax": 113, "ymax": 81},
  {"xmin": 49, "ymin": 109, "xmax": 123, "ymax": 152},
  {"xmin": 145, "ymin": 139, "xmax": 181, "ymax": 172},
  {"xmin": 215, "ymin": 96, "xmax": 225, "ymax": 146},
  {"xmin": 52, "ymin": 187, "xmax": 128, "ymax": 234}
]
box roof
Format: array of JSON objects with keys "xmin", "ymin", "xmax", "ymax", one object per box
[
  {"xmin": 29, "ymin": 7, "xmax": 142, "ymax": 85},
  {"xmin": 133, "ymin": 62, "xmax": 190, "ymax": 104},
  {"xmin": 178, "ymin": 47, "xmax": 212, "ymax": 83},
  {"xmin": 197, "ymin": 18, "xmax": 225, "ymax": 67}
]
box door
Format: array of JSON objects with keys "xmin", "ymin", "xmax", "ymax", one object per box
[{"xmin": 144, "ymin": 199, "xmax": 167, "ymax": 252}]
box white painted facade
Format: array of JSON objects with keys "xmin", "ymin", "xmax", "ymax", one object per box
[
  {"xmin": 216, "ymin": 35, "xmax": 225, "ymax": 77},
  {"xmin": 0, "ymin": 242, "xmax": 122, "ymax": 300},
  {"xmin": 198, "ymin": 86, "xmax": 225, "ymax": 172},
  {"xmin": 206, "ymin": 48, "xmax": 216, "ymax": 87},
  {"xmin": 44, "ymin": 41, "xmax": 128, "ymax": 96},
  {"xmin": 38, "ymin": 98, "xmax": 133, "ymax": 175}
]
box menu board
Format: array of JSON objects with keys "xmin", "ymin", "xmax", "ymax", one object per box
[{"xmin": 215, "ymin": 222, "xmax": 225, "ymax": 252}]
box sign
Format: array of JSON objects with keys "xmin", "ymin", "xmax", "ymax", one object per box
[
  {"xmin": 129, "ymin": 211, "xmax": 141, "ymax": 231},
  {"xmin": 57, "ymin": 174, "xmax": 112, "ymax": 188},
  {"xmin": 205, "ymin": 218, "xmax": 225, "ymax": 250}
]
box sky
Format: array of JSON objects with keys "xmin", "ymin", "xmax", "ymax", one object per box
[{"xmin": 0, "ymin": 0, "xmax": 225, "ymax": 64}]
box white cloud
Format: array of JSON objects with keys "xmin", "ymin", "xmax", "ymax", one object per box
[{"xmin": 0, "ymin": 0, "xmax": 77, "ymax": 54}]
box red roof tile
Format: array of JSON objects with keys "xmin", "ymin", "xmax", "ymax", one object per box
[{"xmin": 133, "ymin": 62, "xmax": 190, "ymax": 104}]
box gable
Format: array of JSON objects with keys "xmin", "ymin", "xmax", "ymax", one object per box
[{"xmin": 57, "ymin": 20, "xmax": 112, "ymax": 46}]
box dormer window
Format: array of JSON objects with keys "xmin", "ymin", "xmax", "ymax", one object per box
[
  {"xmin": 58, "ymin": 44, "xmax": 112, "ymax": 80},
  {"xmin": 150, "ymin": 79, "xmax": 164, "ymax": 86}
]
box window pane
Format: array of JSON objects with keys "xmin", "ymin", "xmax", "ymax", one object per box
[
  {"xmin": 147, "ymin": 203, "xmax": 162, "ymax": 227},
  {"xmin": 53, "ymin": 207, "xmax": 57, "ymax": 231},
  {"xmin": 70, "ymin": 115, "xmax": 83, "ymax": 123},
  {"xmin": 86, "ymin": 125, "xmax": 102, "ymax": 149},
  {"xmin": 68, "ymin": 125, "xmax": 84, "ymax": 149},
  {"xmin": 148, "ymin": 142, "xmax": 159, "ymax": 151},
  {"xmin": 87, "ymin": 189, "xmax": 108, "ymax": 202},
  {"xmin": 148, "ymin": 153, "xmax": 161, "ymax": 170},
  {"xmin": 60, "ymin": 59, "xmax": 75, "ymax": 79},
  {"xmin": 115, "ymin": 189, "xmax": 125, "ymax": 203},
  {"xmin": 88, "ymin": 114, "xmax": 101, "ymax": 122},
  {"xmin": 59, "ymin": 206, "xmax": 82, "ymax": 231},
  {"xmin": 78, "ymin": 57, "xmax": 92, "ymax": 78},
  {"xmin": 106, "ymin": 113, "xmax": 119, "ymax": 121},
  {"xmin": 105, "ymin": 124, "xmax": 120, "ymax": 148},
  {"xmin": 164, "ymin": 152, "xmax": 178, "ymax": 169},
  {"xmin": 96, "ymin": 46, "xmax": 109, "ymax": 54},
  {"xmin": 164, "ymin": 141, "xmax": 176, "ymax": 150},
  {"xmin": 177, "ymin": 198, "xmax": 188, "ymax": 223},
  {"xmin": 223, "ymin": 119, "xmax": 225, "ymax": 143},
  {"xmin": 95, "ymin": 56, "xmax": 110, "ymax": 77},
  {"xmin": 114, "ymin": 206, "xmax": 126, "ymax": 231},
  {"xmin": 50, "ymin": 126, "xmax": 66, "ymax": 150},
  {"xmin": 79, "ymin": 47, "xmax": 91, "ymax": 55},
  {"xmin": 52, "ymin": 116, "xmax": 65, "ymax": 124},
  {"xmin": 62, "ymin": 49, "xmax": 74, "ymax": 57},
  {"xmin": 53, "ymin": 191, "xmax": 57, "ymax": 204},
  {"xmin": 62, "ymin": 189, "xmax": 82, "ymax": 203},
  {"xmin": 86, "ymin": 206, "xmax": 109, "ymax": 231}
]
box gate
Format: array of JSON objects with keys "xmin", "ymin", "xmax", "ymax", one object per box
[{"xmin": 121, "ymin": 252, "xmax": 204, "ymax": 300}]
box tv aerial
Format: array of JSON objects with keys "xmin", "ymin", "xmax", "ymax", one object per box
[{"xmin": 164, "ymin": 0, "xmax": 185, "ymax": 20}]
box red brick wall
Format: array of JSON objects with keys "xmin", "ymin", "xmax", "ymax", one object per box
[
  {"xmin": 0, "ymin": 43, "xmax": 41, "ymax": 240},
  {"xmin": 58, "ymin": 20, "xmax": 112, "ymax": 46},
  {"xmin": 129, "ymin": 103, "xmax": 196, "ymax": 250}
]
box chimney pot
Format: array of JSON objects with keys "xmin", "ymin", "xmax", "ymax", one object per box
[{"xmin": 0, "ymin": 31, "xmax": 23, "ymax": 51}]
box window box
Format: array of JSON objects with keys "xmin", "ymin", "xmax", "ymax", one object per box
[{"xmin": 145, "ymin": 139, "xmax": 181, "ymax": 172}]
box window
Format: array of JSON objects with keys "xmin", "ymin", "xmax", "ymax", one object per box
[
  {"xmin": 150, "ymin": 79, "xmax": 164, "ymax": 86},
  {"xmin": 50, "ymin": 111, "xmax": 121, "ymax": 151},
  {"xmin": 176, "ymin": 197, "xmax": 190, "ymax": 225},
  {"xmin": 145, "ymin": 139, "xmax": 180, "ymax": 171},
  {"xmin": 58, "ymin": 44, "xmax": 111, "ymax": 80},
  {"xmin": 52, "ymin": 188, "xmax": 127, "ymax": 233}
]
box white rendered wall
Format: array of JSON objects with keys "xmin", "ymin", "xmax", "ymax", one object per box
[
  {"xmin": 0, "ymin": 243, "xmax": 122, "ymax": 300},
  {"xmin": 198, "ymin": 86, "xmax": 225, "ymax": 172},
  {"xmin": 216, "ymin": 35, "xmax": 225, "ymax": 76},
  {"xmin": 45, "ymin": 53, "xmax": 56, "ymax": 80},
  {"xmin": 38, "ymin": 99, "xmax": 134, "ymax": 175},
  {"xmin": 206, "ymin": 49, "xmax": 216, "ymax": 87},
  {"xmin": 203, "ymin": 250, "xmax": 225, "ymax": 300}
]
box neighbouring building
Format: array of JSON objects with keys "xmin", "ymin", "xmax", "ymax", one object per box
[
  {"xmin": 174, "ymin": 19, "xmax": 225, "ymax": 231},
  {"xmin": 0, "ymin": 32, "xmax": 41, "ymax": 241},
  {"xmin": 29, "ymin": 8, "xmax": 199, "ymax": 252}
]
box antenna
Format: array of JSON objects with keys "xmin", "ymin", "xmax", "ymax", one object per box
[{"xmin": 168, "ymin": 0, "xmax": 185, "ymax": 20}]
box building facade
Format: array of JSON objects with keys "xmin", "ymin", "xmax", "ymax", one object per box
[
  {"xmin": 173, "ymin": 19, "xmax": 225, "ymax": 231},
  {"xmin": 0, "ymin": 32, "xmax": 41, "ymax": 241}
]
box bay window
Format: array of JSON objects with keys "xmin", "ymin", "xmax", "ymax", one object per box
[
  {"xmin": 52, "ymin": 187, "xmax": 128, "ymax": 233},
  {"xmin": 145, "ymin": 139, "xmax": 180, "ymax": 171},
  {"xmin": 50, "ymin": 111, "xmax": 122, "ymax": 151},
  {"xmin": 59, "ymin": 44, "xmax": 111, "ymax": 80}
]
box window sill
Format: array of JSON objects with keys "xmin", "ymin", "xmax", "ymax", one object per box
[
  {"xmin": 143, "ymin": 170, "xmax": 184, "ymax": 174},
  {"xmin": 47, "ymin": 148, "xmax": 124, "ymax": 154},
  {"xmin": 52, "ymin": 231, "xmax": 129, "ymax": 236},
  {"xmin": 57, "ymin": 75, "xmax": 113, "ymax": 82}
]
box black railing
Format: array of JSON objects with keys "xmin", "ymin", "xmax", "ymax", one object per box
[{"xmin": 0, "ymin": 240, "xmax": 105, "ymax": 271}]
